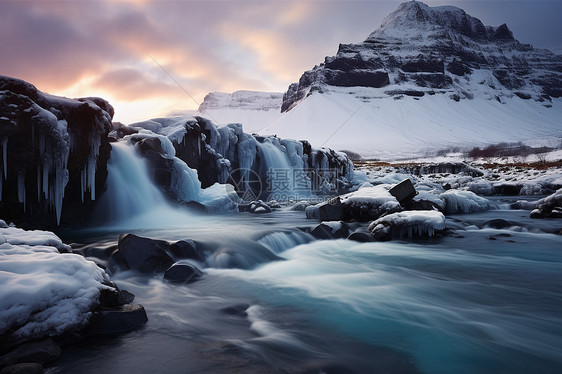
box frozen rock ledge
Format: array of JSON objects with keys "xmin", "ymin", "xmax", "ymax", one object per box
[{"xmin": 368, "ymin": 210, "xmax": 446, "ymax": 241}]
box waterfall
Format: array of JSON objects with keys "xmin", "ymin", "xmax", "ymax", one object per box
[
  {"xmin": 256, "ymin": 140, "xmax": 311, "ymax": 201},
  {"xmin": 93, "ymin": 141, "xmax": 168, "ymax": 223}
]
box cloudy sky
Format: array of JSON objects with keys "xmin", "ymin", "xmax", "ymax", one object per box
[{"xmin": 1, "ymin": 0, "xmax": 561, "ymax": 123}]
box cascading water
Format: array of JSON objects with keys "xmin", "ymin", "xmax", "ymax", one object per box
[
  {"xmin": 91, "ymin": 139, "xmax": 237, "ymax": 229},
  {"xmin": 93, "ymin": 141, "xmax": 169, "ymax": 224},
  {"xmin": 256, "ymin": 140, "xmax": 311, "ymax": 201}
]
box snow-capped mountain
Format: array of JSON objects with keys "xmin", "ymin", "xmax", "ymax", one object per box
[
  {"xmin": 282, "ymin": 0, "xmax": 561, "ymax": 111},
  {"xmin": 249, "ymin": 0, "xmax": 561, "ymax": 159}
]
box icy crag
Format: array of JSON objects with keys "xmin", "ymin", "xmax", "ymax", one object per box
[
  {"xmin": 0, "ymin": 76, "xmax": 113, "ymax": 228},
  {"xmin": 282, "ymin": 0, "xmax": 562, "ymax": 112}
]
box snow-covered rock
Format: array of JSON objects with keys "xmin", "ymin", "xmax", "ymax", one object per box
[
  {"xmin": 368, "ymin": 210, "xmax": 446, "ymax": 240},
  {"xmin": 0, "ymin": 223, "xmax": 110, "ymax": 346},
  {"xmin": 531, "ymin": 188, "xmax": 562, "ymax": 218},
  {"xmin": 341, "ymin": 184, "xmax": 402, "ymax": 221},
  {"xmin": 440, "ymin": 189, "xmax": 494, "ymax": 214}
]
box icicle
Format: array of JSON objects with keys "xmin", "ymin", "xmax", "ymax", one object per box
[
  {"xmin": 43, "ymin": 159, "xmax": 49, "ymax": 200},
  {"xmin": 53, "ymin": 158, "xmax": 69, "ymax": 225},
  {"xmin": 38, "ymin": 133, "xmax": 45, "ymax": 158},
  {"xmin": 80, "ymin": 169, "xmax": 85, "ymax": 203},
  {"xmin": 2, "ymin": 138, "xmax": 7, "ymax": 180},
  {"xmin": 77, "ymin": 130, "xmax": 102, "ymax": 202},
  {"xmin": 37, "ymin": 165, "xmax": 41, "ymax": 202},
  {"xmin": 87, "ymin": 155, "xmax": 96, "ymax": 200},
  {"xmin": 17, "ymin": 171, "xmax": 26, "ymax": 212}
]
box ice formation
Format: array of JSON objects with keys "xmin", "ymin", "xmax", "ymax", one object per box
[
  {"xmin": 369, "ymin": 210, "xmax": 446, "ymax": 239},
  {"xmin": 440, "ymin": 190, "xmax": 494, "ymax": 214},
  {"xmin": 127, "ymin": 116, "xmax": 356, "ymax": 204},
  {"xmin": 0, "ymin": 76, "xmax": 113, "ymax": 226}
]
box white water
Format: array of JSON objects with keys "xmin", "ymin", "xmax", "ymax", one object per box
[
  {"xmin": 256, "ymin": 140, "xmax": 311, "ymax": 200},
  {"xmin": 92, "ymin": 142, "xmax": 201, "ymax": 229}
]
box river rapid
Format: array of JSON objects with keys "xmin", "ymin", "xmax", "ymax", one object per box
[{"xmin": 49, "ymin": 198, "xmax": 561, "ymax": 374}]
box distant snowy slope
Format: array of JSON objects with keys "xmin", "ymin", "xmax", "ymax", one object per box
[
  {"xmin": 260, "ymin": 88, "xmax": 562, "ymax": 160},
  {"xmin": 196, "ymin": 91, "xmax": 283, "ymax": 132},
  {"xmin": 199, "ymin": 91, "xmax": 283, "ymax": 111}
]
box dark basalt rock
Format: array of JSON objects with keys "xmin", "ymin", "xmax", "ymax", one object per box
[
  {"xmin": 493, "ymin": 184, "xmax": 522, "ymax": 196},
  {"xmin": 0, "ymin": 363, "xmax": 43, "ymax": 374},
  {"xmin": 169, "ymin": 239, "xmax": 202, "ymax": 261},
  {"xmin": 110, "ymin": 234, "xmax": 174, "ymax": 274},
  {"xmin": 412, "ymin": 73, "xmax": 453, "ymax": 89},
  {"xmin": 99, "ymin": 287, "xmax": 135, "ymax": 308},
  {"xmin": 306, "ymin": 197, "xmax": 344, "ymax": 221},
  {"xmin": 86, "ymin": 304, "xmax": 148, "ymax": 335},
  {"xmin": 311, "ymin": 222, "xmax": 349, "ymax": 240},
  {"xmin": 163, "ymin": 263, "xmax": 203, "ymax": 283},
  {"xmin": 401, "ymin": 57, "xmax": 444, "ymax": 73},
  {"xmin": 483, "ymin": 219, "xmax": 514, "ymax": 229},
  {"xmin": 447, "ymin": 59, "xmax": 472, "ymax": 76},
  {"xmin": 397, "ymin": 162, "xmax": 483, "ymax": 177},
  {"xmin": 386, "ymin": 90, "xmax": 425, "ymax": 97},
  {"xmin": 347, "ymin": 229, "xmax": 376, "ymax": 242},
  {"xmin": 324, "ymin": 69, "xmax": 390, "ymax": 88},
  {"xmin": 325, "ymin": 53, "xmax": 384, "ymax": 71},
  {"xmin": 0, "ymin": 339, "xmax": 61, "ymax": 368},
  {"xmin": 389, "ymin": 179, "xmax": 417, "ymax": 206}
]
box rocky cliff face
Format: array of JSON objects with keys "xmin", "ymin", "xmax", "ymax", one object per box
[
  {"xmin": 0, "ymin": 76, "xmax": 113, "ymax": 229},
  {"xmin": 282, "ymin": 1, "xmax": 562, "ymax": 112}
]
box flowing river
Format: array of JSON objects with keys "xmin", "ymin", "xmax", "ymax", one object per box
[{"xmin": 48, "ymin": 198, "xmax": 562, "ymax": 374}]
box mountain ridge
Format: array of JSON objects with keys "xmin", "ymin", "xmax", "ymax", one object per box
[{"xmin": 281, "ymin": 0, "xmax": 562, "ymax": 112}]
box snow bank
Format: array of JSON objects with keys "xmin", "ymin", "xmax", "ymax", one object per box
[
  {"xmin": 368, "ymin": 210, "xmax": 446, "ymax": 240},
  {"xmin": 0, "ymin": 222, "xmax": 109, "ymax": 342}
]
